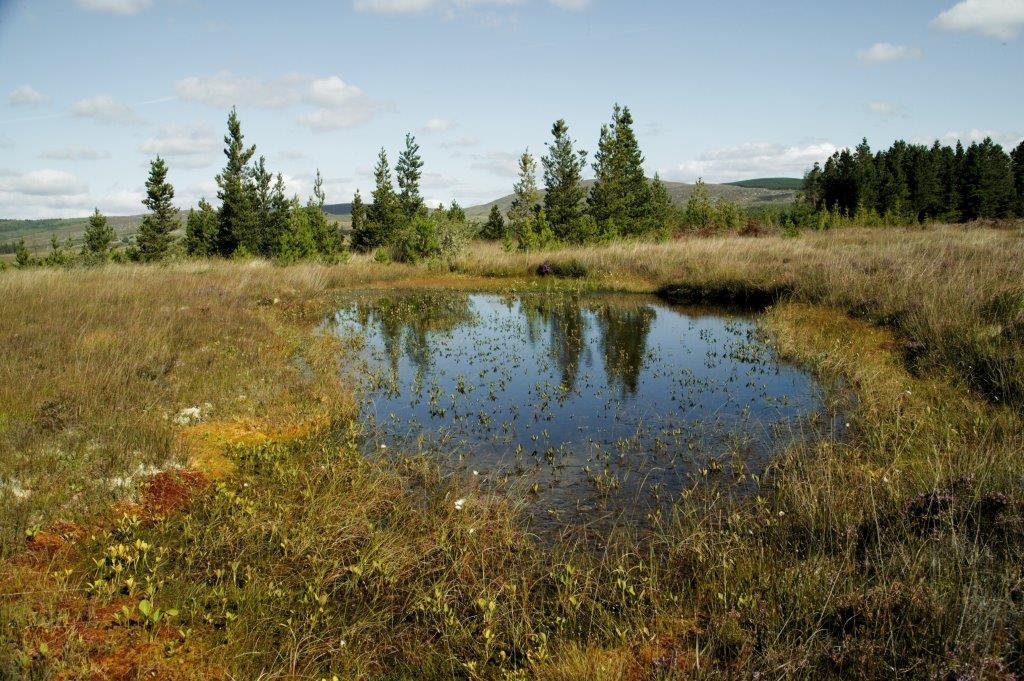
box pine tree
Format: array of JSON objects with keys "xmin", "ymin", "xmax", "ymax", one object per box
[
  {"xmin": 82, "ymin": 207, "xmax": 115, "ymax": 257},
  {"xmin": 307, "ymin": 170, "xmax": 340, "ymax": 255},
  {"xmin": 135, "ymin": 156, "xmax": 178, "ymax": 262},
  {"xmin": 215, "ymin": 107, "xmax": 257, "ymax": 257},
  {"xmin": 588, "ymin": 105, "xmax": 651, "ymax": 236},
  {"xmin": 647, "ymin": 174, "xmax": 675, "ymax": 239},
  {"xmin": 396, "ymin": 133, "xmax": 424, "ymax": 218},
  {"xmin": 683, "ymin": 178, "xmax": 713, "ymax": 228},
  {"xmin": 250, "ymin": 155, "xmax": 274, "ymax": 256},
  {"xmin": 267, "ymin": 173, "xmax": 291, "ymax": 257},
  {"xmin": 362, "ymin": 148, "xmax": 403, "ymax": 251},
  {"xmin": 803, "ymin": 163, "xmax": 824, "ymax": 211},
  {"xmin": 961, "ymin": 138, "xmax": 1016, "ymax": 220},
  {"xmin": 507, "ymin": 150, "xmax": 540, "ymax": 248},
  {"xmin": 447, "ymin": 200, "xmax": 466, "ymax": 223},
  {"xmin": 1010, "ymin": 141, "xmax": 1024, "ymax": 217},
  {"xmin": 541, "ymin": 119, "xmax": 587, "ymax": 240},
  {"xmin": 184, "ymin": 199, "xmax": 219, "ymax": 257},
  {"xmin": 278, "ymin": 197, "xmax": 317, "ymax": 263},
  {"xmin": 853, "ymin": 138, "xmax": 878, "ymax": 216},
  {"xmin": 14, "ymin": 238, "xmax": 30, "ymax": 268},
  {"xmin": 349, "ymin": 190, "xmax": 367, "ymax": 249},
  {"xmin": 480, "ymin": 204, "xmax": 505, "ymax": 241}
]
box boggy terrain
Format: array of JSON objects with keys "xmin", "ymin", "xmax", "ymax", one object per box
[{"xmin": 2, "ymin": 223, "xmax": 1024, "ymax": 679}]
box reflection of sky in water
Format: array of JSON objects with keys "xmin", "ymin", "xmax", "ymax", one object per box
[{"xmin": 327, "ymin": 291, "xmax": 831, "ymax": 525}]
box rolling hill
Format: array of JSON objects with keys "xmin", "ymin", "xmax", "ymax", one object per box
[
  {"xmin": 463, "ymin": 179, "xmax": 799, "ymax": 221},
  {"xmin": 725, "ymin": 177, "xmax": 804, "ymax": 191}
]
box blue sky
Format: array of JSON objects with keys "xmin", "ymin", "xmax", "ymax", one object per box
[{"xmin": 0, "ymin": 0, "xmax": 1022, "ymax": 218}]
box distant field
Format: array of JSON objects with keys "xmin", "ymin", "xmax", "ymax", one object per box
[{"xmin": 726, "ymin": 177, "xmax": 805, "ymax": 190}]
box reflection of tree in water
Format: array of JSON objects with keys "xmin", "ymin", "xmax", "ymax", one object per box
[
  {"xmin": 521, "ymin": 298, "xmax": 586, "ymax": 393},
  {"xmin": 595, "ymin": 304, "xmax": 656, "ymax": 397},
  {"xmin": 356, "ymin": 292, "xmax": 474, "ymax": 381}
]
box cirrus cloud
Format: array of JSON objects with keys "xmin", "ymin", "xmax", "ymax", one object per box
[
  {"xmin": 857, "ymin": 42, "xmax": 922, "ymax": 63},
  {"xmin": 140, "ymin": 123, "xmax": 219, "ymax": 156},
  {"xmin": 8, "ymin": 85, "xmax": 50, "ymax": 107},
  {"xmin": 74, "ymin": 0, "xmax": 151, "ymax": 14}
]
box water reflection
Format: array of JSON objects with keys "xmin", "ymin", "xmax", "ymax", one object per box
[{"xmin": 327, "ymin": 290, "xmax": 833, "ymax": 528}]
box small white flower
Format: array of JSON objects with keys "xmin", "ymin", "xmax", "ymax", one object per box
[
  {"xmin": 472, "ymin": 470, "xmax": 479, "ymax": 476},
  {"xmin": 379, "ymin": 444, "xmax": 387, "ymax": 450},
  {"xmin": 468, "ymin": 527, "xmax": 476, "ymax": 534},
  {"xmin": 454, "ymin": 498, "xmax": 467, "ymax": 511},
  {"xmin": 778, "ymin": 510, "xmax": 785, "ymax": 517}
]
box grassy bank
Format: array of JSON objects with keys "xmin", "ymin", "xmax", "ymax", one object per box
[{"xmin": 2, "ymin": 224, "xmax": 1024, "ymax": 679}]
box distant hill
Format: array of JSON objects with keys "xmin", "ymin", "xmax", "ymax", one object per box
[
  {"xmin": 1, "ymin": 215, "xmax": 152, "ymax": 254},
  {"xmin": 725, "ymin": 177, "xmax": 804, "ymax": 191},
  {"xmin": 324, "ymin": 203, "xmax": 353, "ymax": 216},
  {"xmin": 464, "ymin": 179, "xmax": 799, "ymax": 221}
]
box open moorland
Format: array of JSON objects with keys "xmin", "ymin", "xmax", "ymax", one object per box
[{"xmin": 3, "ymin": 223, "xmax": 1024, "ymax": 679}]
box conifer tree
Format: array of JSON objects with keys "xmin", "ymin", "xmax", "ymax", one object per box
[
  {"xmin": 267, "ymin": 173, "xmax": 291, "ymax": 257},
  {"xmin": 447, "ymin": 200, "xmax": 466, "ymax": 223},
  {"xmin": 349, "ymin": 190, "xmax": 367, "ymax": 249},
  {"xmin": 853, "ymin": 138, "xmax": 878, "ymax": 216},
  {"xmin": 588, "ymin": 105, "xmax": 651, "ymax": 236},
  {"xmin": 961, "ymin": 138, "xmax": 1016, "ymax": 220},
  {"xmin": 82, "ymin": 207, "xmax": 115, "ymax": 257},
  {"xmin": 14, "ymin": 238, "xmax": 30, "ymax": 268},
  {"xmin": 250, "ymin": 155, "xmax": 274, "ymax": 256},
  {"xmin": 480, "ymin": 204, "xmax": 505, "ymax": 241},
  {"xmin": 361, "ymin": 148, "xmax": 402, "ymax": 251},
  {"xmin": 396, "ymin": 133, "xmax": 424, "ymax": 218},
  {"xmin": 507, "ymin": 150, "xmax": 540, "ymax": 247},
  {"xmin": 215, "ymin": 107, "xmax": 257, "ymax": 257},
  {"xmin": 1009, "ymin": 141, "xmax": 1024, "ymax": 217},
  {"xmin": 307, "ymin": 170, "xmax": 340, "ymax": 255},
  {"xmin": 184, "ymin": 199, "xmax": 219, "ymax": 257},
  {"xmin": 135, "ymin": 156, "xmax": 178, "ymax": 262},
  {"xmin": 542, "ymin": 119, "xmax": 587, "ymax": 240},
  {"xmin": 683, "ymin": 178, "xmax": 713, "ymax": 228},
  {"xmin": 647, "ymin": 174, "xmax": 675, "ymax": 239}
]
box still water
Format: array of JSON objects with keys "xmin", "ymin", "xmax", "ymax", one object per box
[{"xmin": 327, "ymin": 290, "xmax": 833, "ymax": 527}]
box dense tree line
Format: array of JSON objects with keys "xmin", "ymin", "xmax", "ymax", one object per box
[{"xmin": 805, "ymin": 137, "xmax": 1024, "ymax": 223}]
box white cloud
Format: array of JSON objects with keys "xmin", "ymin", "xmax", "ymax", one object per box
[
  {"xmin": 70, "ymin": 95, "xmax": 141, "ymax": 125},
  {"xmin": 867, "ymin": 101, "xmax": 907, "ymax": 118},
  {"xmin": 934, "ymin": 129, "xmax": 1023, "ymax": 147},
  {"xmin": 175, "ymin": 72, "xmax": 307, "ymax": 108},
  {"xmin": 471, "ymin": 150, "xmax": 520, "ymax": 177},
  {"xmin": 857, "ymin": 42, "xmax": 922, "ymax": 63},
  {"xmin": 39, "ymin": 146, "xmax": 109, "ymax": 161},
  {"xmin": 932, "ymin": 0, "xmax": 1024, "ymax": 39},
  {"xmin": 74, "ymin": 0, "xmax": 151, "ymax": 14},
  {"xmin": 666, "ymin": 142, "xmax": 838, "ymax": 183},
  {"xmin": 0, "ymin": 169, "xmax": 87, "ymax": 197},
  {"xmin": 140, "ymin": 123, "xmax": 218, "ymax": 156},
  {"xmin": 175, "ymin": 72, "xmax": 390, "ymax": 132},
  {"xmin": 8, "ymin": 85, "xmax": 49, "ymax": 107},
  {"xmin": 421, "ymin": 117, "xmax": 456, "ymax": 133},
  {"xmin": 441, "ymin": 135, "xmax": 481, "ymax": 149},
  {"xmin": 353, "ymin": 0, "xmax": 587, "ymax": 14}
]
